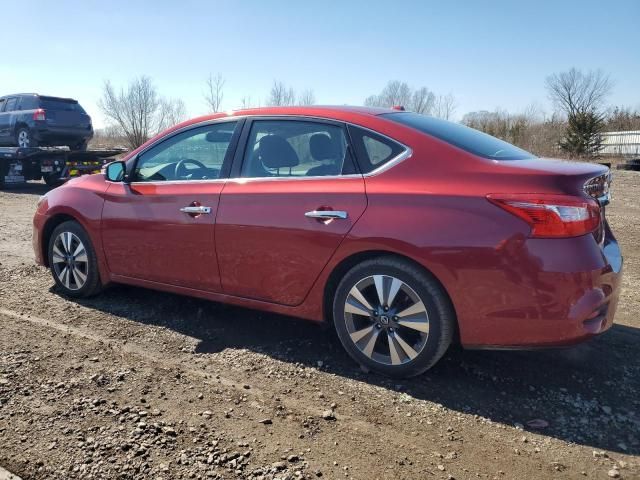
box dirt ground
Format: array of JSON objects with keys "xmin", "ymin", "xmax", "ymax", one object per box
[{"xmin": 0, "ymin": 171, "xmax": 639, "ymax": 480}]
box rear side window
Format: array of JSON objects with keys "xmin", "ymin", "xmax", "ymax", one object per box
[
  {"xmin": 39, "ymin": 97, "xmax": 85, "ymax": 113},
  {"xmin": 19, "ymin": 96, "xmax": 39, "ymax": 110},
  {"xmin": 381, "ymin": 112, "xmax": 535, "ymax": 160},
  {"xmin": 348, "ymin": 125, "xmax": 406, "ymax": 174},
  {"xmin": 4, "ymin": 98, "xmax": 17, "ymax": 112},
  {"xmin": 241, "ymin": 120, "xmax": 357, "ymax": 178}
]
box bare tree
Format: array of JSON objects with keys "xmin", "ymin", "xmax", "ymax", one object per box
[
  {"xmin": 545, "ymin": 68, "xmax": 613, "ymax": 117},
  {"xmin": 99, "ymin": 76, "xmax": 187, "ymax": 149},
  {"xmin": 410, "ymin": 87, "xmax": 435, "ymax": 114},
  {"xmin": 298, "ymin": 89, "xmax": 316, "ymax": 106},
  {"xmin": 99, "ymin": 76, "xmax": 160, "ymax": 149},
  {"xmin": 546, "ymin": 68, "xmax": 613, "ymax": 156},
  {"xmin": 240, "ymin": 96, "xmax": 254, "ymax": 109},
  {"xmin": 157, "ymin": 98, "xmax": 187, "ymax": 132},
  {"xmin": 204, "ymin": 73, "xmax": 225, "ymax": 112},
  {"xmin": 433, "ymin": 94, "xmax": 457, "ymax": 120},
  {"xmin": 364, "ymin": 81, "xmax": 437, "ymax": 114},
  {"xmin": 269, "ymin": 80, "xmax": 296, "ymax": 106},
  {"xmin": 606, "ymin": 106, "xmax": 640, "ymax": 131},
  {"xmin": 365, "ymin": 81, "xmax": 412, "ymax": 108}
]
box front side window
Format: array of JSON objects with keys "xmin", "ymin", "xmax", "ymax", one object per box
[
  {"xmin": 4, "ymin": 98, "xmax": 17, "ymax": 112},
  {"xmin": 241, "ymin": 120, "xmax": 356, "ymax": 178},
  {"xmin": 381, "ymin": 112, "xmax": 535, "ymax": 160},
  {"xmin": 133, "ymin": 121, "xmax": 238, "ymax": 182},
  {"xmin": 0, "ymin": 99, "xmax": 5, "ymax": 112}
]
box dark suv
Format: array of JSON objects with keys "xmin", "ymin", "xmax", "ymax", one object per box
[{"xmin": 0, "ymin": 94, "xmax": 93, "ymax": 150}]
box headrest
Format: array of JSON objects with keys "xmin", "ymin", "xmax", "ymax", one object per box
[
  {"xmin": 258, "ymin": 135, "xmax": 299, "ymax": 169},
  {"xmin": 310, "ymin": 133, "xmax": 338, "ymax": 161}
]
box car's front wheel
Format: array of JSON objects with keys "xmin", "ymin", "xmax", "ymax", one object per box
[
  {"xmin": 48, "ymin": 221, "xmax": 102, "ymax": 297},
  {"xmin": 333, "ymin": 257, "xmax": 455, "ymax": 378}
]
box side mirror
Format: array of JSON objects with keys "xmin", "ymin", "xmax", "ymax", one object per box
[{"xmin": 105, "ymin": 161, "xmax": 126, "ymax": 182}]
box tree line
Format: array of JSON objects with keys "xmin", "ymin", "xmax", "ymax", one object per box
[{"xmin": 98, "ymin": 68, "xmax": 639, "ymax": 156}]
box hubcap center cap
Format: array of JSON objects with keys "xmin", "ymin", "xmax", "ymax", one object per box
[{"xmin": 380, "ymin": 315, "xmax": 390, "ymax": 325}]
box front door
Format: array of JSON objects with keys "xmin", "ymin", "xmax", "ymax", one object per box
[
  {"xmin": 216, "ymin": 118, "xmax": 367, "ymax": 306},
  {"xmin": 101, "ymin": 120, "xmax": 240, "ymax": 291}
]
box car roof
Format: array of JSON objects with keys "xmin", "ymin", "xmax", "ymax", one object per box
[
  {"xmin": 0, "ymin": 93, "xmax": 78, "ymax": 102},
  {"xmin": 170, "ymin": 105, "xmax": 399, "ymax": 131}
]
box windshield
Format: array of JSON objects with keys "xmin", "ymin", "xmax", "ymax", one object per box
[{"xmin": 381, "ymin": 112, "xmax": 535, "ymax": 160}]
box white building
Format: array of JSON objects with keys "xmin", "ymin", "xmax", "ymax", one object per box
[{"xmin": 600, "ymin": 131, "xmax": 640, "ymax": 156}]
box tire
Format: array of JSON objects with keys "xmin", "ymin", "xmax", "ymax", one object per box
[
  {"xmin": 47, "ymin": 221, "xmax": 102, "ymax": 298},
  {"xmin": 69, "ymin": 140, "xmax": 88, "ymax": 152},
  {"xmin": 15, "ymin": 127, "xmax": 37, "ymax": 148},
  {"xmin": 332, "ymin": 257, "xmax": 455, "ymax": 378},
  {"xmin": 44, "ymin": 174, "xmax": 63, "ymax": 188}
]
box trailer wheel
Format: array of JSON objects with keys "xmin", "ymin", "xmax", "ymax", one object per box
[
  {"xmin": 16, "ymin": 128, "xmax": 37, "ymax": 148},
  {"xmin": 0, "ymin": 163, "xmax": 7, "ymax": 189},
  {"xmin": 44, "ymin": 174, "xmax": 63, "ymax": 188},
  {"xmin": 69, "ymin": 140, "xmax": 88, "ymax": 152}
]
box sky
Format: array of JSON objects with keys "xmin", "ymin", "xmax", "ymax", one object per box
[{"xmin": 1, "ymin": 0, "xmax": 638, "ymax": 129}]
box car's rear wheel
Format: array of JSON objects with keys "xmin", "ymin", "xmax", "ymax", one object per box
[
  {"xmin": 333, "ymin": 257, "xmax": 454, "ymax": 378},
  {"xmin": 48, "ymin": 221, "xmax": 102, "ymax": 298},
  {"xmin": 16, "ymin": 128, "xmax": 37, "ymax": 148}
]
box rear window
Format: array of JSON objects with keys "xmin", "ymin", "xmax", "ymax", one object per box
[
  {"xmin": 381, "ymin": 112, "xmax": 535, "ymax": 160},
  {"xmin": 39, "ymin": 97, "xmax": 85, "ymax": 113}
]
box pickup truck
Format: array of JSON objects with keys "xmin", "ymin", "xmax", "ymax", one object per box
[{"xmin": 0, "ymin": 93, "xmax": 93, "ymax": 150}]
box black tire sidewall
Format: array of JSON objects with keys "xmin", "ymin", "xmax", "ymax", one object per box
[
  {"xmin": 332, "ymin": 257, "xmax": 454, "ymax": 378},
  {"xmin": 47, "ymin": 221, "xmax": 101, "ymax": 298}
]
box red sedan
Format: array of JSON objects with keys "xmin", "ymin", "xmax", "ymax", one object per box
[{"xmin": 32, "ymin": 106, "xmax": 622, "ymax": 377}]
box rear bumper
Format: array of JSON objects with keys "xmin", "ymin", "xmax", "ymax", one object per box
[
  {"xmin": 455, "ymin": 226, "xmax": 623, "ymax": 348},
  {"xmin": 33, "ymin": 124, "xmax": 93, "ymax": 145}
]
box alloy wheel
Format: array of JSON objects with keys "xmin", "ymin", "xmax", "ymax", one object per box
[
  {"xmin": 51, "ymin": 231, "xmax": 89, "ymax": 291},
  {"xmin": 343, "ymin": 275, "xmax": 429, "ymax": 366},
  {"xmin": 17, "ymin": 130, "xmax": 30, "ymax": 148}
]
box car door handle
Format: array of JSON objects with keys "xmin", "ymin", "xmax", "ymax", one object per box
[
  {"xmin": 180, "ymin": 206, "xmax": 212, "ymax": 214},
  {"xmin": 305, "ymin": 210, "xmax": 348, "ymax": 220}
]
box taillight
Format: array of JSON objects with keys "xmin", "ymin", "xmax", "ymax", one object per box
[
  {"xmin": 487, "ymin": 194, "xmax": 601, "ymax": 238},
  {"xmin": 33, "ymin": 109, "xmax": 46, "ymax": 121}
]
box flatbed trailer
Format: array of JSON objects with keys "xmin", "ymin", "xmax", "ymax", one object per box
[{"xmin": 0, "ymin": 147, "xmax": 127, "ymax": 188}]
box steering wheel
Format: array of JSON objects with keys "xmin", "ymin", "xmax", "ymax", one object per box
[{"xmin": 174, "ymin": 158, "xmax": 207, "ymax": 179}]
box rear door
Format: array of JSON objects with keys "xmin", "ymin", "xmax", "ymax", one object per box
[
  {"xmin": 101, "ymin": 120, "xmax": 241, "ymax": 291},
  {"xmin": 215, "ymin": 117, "xmax": 367, "ymax": 306}
]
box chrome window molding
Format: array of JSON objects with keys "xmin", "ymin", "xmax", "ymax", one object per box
[
  {"xmin": 124, "ymin": 114, "xmax": 413, "ymax": 185},
  {"xmin": 128, "ymin": 178, "xmax": 228, "ymax": 186}
]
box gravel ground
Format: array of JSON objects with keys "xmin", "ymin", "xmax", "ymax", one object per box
[{"xmin": 0, "ymin": 172, "xmax": 639, "ymax": 480}]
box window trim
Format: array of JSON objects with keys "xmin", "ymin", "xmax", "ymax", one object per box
[
  {"xmin": 123, "ymin": 115, "xmax": 411, "ymax": 185},
  {"xmin": 127, "ymin": 118, "xmax": 244, "ymax": 184},
  {"xmin": 228, "ymin": 116, "xmax": 411, "ymax": 182}
]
